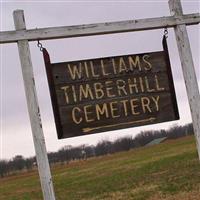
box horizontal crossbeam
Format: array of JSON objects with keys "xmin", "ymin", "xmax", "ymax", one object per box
[{"xmin": 0, "ymin": 13, "xmax": 199, "ymax": 44}]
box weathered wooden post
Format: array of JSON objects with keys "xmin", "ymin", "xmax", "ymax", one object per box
[
  {"xmin": 169, "ymin": 0, "xmax": 200, "ymax": 159},
  {"xmin": 13, "ymin": 10, "xmax": 56, "ymax": 200}
]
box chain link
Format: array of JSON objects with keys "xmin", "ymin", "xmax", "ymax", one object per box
[
  {"xmin": 37, "ymin": 40, "xmax": 44, "ymax": 52},
  {"xmin": 164, "ymin": 28, "xmax": 168, "ymax": 39}
]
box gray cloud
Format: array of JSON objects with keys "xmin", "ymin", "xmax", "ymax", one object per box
[{"xmin": 1, "ymin": 0, "xmax": 199, "ymax": 159}]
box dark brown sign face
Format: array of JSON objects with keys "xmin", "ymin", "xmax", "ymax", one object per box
[{"xmin": 43, "ymin": 37, "xmax": 179, "ymax": 139}]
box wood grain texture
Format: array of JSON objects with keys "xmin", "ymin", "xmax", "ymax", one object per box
[
  {"xmin": 52, "ymin": 51, "xmax": 167, "ymax": 85},
  {"xmin": 1, "ymin": 13, "xmax": 199, "ymax": 44},
  {"xmin": 169, "ymin": 0, "xmax": 200, "ymax": 159},
  {"xmin": 13, "ymin": 10, "xmax": 56, "ymax": 200},
  {"xmin": 44, "ymin": 48, "xmax": 179, "ymax": 139}
]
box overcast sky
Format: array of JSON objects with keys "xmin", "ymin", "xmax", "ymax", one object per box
[{"xmin": 1, "ymin": 0, "xmax": 199, "ymax": 159}]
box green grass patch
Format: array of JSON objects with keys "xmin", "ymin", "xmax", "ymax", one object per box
[{"xmin": 0, "ymin": 136, "xmax": 199, "ymax": 200}]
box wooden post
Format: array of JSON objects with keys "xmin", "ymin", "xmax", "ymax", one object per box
[
  {"xmin": 13, "ymin": 10, "xmax": 56, "ymax": 200},
  {"xmin": 169, "ymin": 0, "xmax": 200, "ymax": 159},
  {"xmin": 1, "ymin": 13, "xmax": 199, "ymax": 44}
]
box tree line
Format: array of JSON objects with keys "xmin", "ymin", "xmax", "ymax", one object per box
[{"xmin": 0, "ymin": 123, "xmax": 193, "ymax": 177}]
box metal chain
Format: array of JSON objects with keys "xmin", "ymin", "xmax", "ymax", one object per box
[
  {"xmin": 37, "ymin": 40, "xmax": 44, "ymax": 52},
  {"xmin": 164, "ymin": 28, "xmax": 168, "ymax": 39}
]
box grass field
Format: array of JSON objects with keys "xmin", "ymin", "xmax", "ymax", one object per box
[{"xmin": 0, "ymin": 135, "xmax": 200, "ymax": 200}]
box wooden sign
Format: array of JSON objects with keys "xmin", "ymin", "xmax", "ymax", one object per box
[{"xmin": 43, "ymin": 37, "xmax": 179, "ymax": 139}]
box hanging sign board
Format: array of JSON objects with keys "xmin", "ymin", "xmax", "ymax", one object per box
[{"xmin": 43, "ymin": 37, "xmax": 179, "ymax": 139}]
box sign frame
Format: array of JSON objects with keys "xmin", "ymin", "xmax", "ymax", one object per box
[
  {"xmin": 43, "ymin": 36, "xmax": 179, "ymax": 139},
  {"xmin": 0, "ymin": 1, "xmax": 199, "ymax": 199}
]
